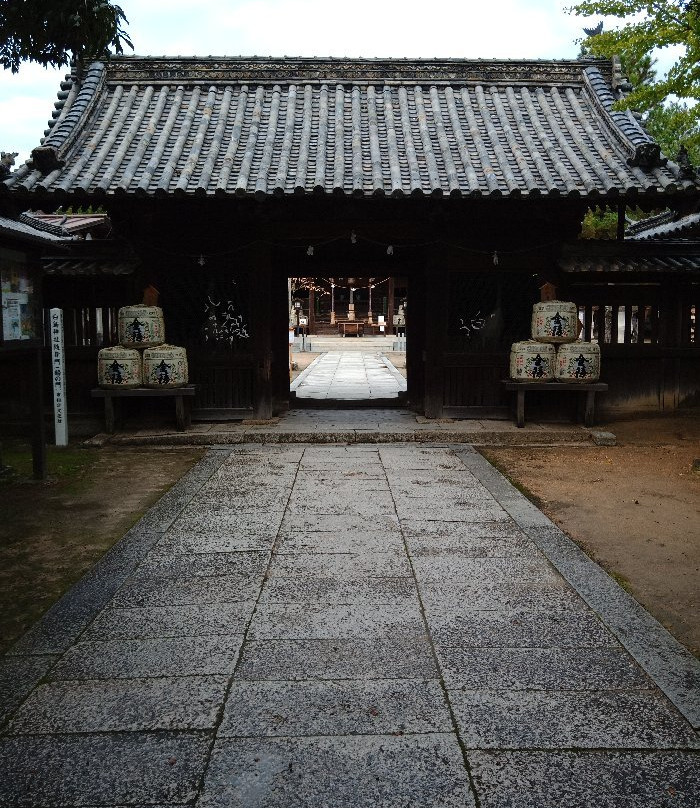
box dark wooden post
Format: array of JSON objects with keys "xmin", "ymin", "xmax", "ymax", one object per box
[
  {"xmin": 423, "ymin": 246, "xmax": 447, "ymax": 418},
  {"xmin": 387, "ymin": 277, "xmax": 395, "ymax": 333},
  {"xmin": 32, "ymin": 344, "xmax": 47, "ymax": 479},
  {"xmin": 406, "ymin": 265, "xmax": 426, "ymax": 413},
  {"xmin": 308, "ymin": 287, "xmax": 316, "ymax": 334},
  {"xmin": 272, "ymin": 268, "xmax": 292, "ymax": 414},
  {"xmin": 660, "ymin": 279, "xmax": 682, "ymax": 410},
  {"xmin": 249, "ymin": 243, "xmax": 273, "ymax": 420}
]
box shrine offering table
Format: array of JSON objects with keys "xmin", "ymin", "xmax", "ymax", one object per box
[
  {"xmin": 338, "ymin": 322, "xmax": 364, "ymax": 337},
  {"xmin": 501, "ymin": 381, "xmax": 608, "ymax": 428},
  {"xmin": 91, "ymin": 385, "xmax": 196, "ymax": 433}
]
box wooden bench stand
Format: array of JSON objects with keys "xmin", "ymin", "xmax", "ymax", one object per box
[
  {"xmin": 338, "ymin": 321, "xmax": 364, "ymax": 337},
  {"xmin": 91, "ymin": 385, "xmax": 196, "ymax": 433},
  {"xmin": 502, "ymin": 381, "xmax": 608, "ymax": 428}
]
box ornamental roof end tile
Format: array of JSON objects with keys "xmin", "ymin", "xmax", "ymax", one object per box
[{"xmin": 3, "ymin": 56, "xmax": 699, "ymax": 201}]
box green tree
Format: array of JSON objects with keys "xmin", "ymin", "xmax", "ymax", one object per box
[
  {"xmin": 569, "ymin": 1, "xmax": 700, "ymax": 158},
  {"xmin": 0, "ymin": 0, "xmax": 132, "ymax": 74}
]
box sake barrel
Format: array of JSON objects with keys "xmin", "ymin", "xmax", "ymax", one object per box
[
  {"xmin": 556, "ymin": 341, "xmax": 601, "ymax": 383},
  {"xmin": 509, "ymin": 340, "xmax": 556, "ymax": 382},
  {"xmin": 531, "ymin": 300, "xmax": 579, "ymax": 344},
  {"xmin": 118, "ymin": 305, "xmax": 165, "ymax": 348},
  {"xmin": 143, "ymin": 344, "xmax": 188, "ymax": 388},
  {"xmin": 97, "ymin": 346, "xmax": 142, "ymax": 388}
]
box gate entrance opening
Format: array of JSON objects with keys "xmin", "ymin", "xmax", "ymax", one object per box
[{"xmin": 288, "ymin": 276, "xmax": 408, "ymax": 408}]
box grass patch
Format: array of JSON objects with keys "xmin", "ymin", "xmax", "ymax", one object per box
[
  {"xmin": 0, "ymin": 442, "xmax": 204, "ymax": 653},
  {"xmin": 1, "ymin": 439, "xmax": 97, "ymax": 487}
]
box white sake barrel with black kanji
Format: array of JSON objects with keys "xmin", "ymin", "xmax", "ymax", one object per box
[
  {"xmin": 143, "ymin": 344, "xmax": 188, "ymax": 388},
  {"xmin": 118, "ymin": 305, "xmax": 165, "ymax": 348},
  {"xmin": 509, "ymin": 340, "xmax": 556, "ymax": 382},
  {"xmin": 556, "ymin": 341, "xmax": 601, "ymax": 383},
  {"xmin": 97, "ymin": 346, "xmax": 142, "ymax": 388},
  {"xmin": 531, "ymin": 300, "xmax": 579, "ymax": 344}
]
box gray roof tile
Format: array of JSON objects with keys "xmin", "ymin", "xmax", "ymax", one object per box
[
  {"xmin": 627, "ymin": 212, "xmax": 700, "ymax": 240},
  {"xmin": 3, "ymin": 56, "xmax": 697, "ymax": 200}
]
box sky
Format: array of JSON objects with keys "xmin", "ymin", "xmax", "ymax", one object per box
[{"xmin": 0, "ymin": 0, "xmax": 683, "ymax": 165}]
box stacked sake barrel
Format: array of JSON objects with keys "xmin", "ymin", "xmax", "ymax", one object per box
[
  {"xmin": 510, "ymin": 301, "xmax": 600, "ymax": 382},
  {"xmin": 97, "ymin": 305, "xmax": 188, "ymax": 388}
]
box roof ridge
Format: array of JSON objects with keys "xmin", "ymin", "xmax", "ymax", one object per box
[
  {"xmin": 102, "ymin": 56, "xmax": 611, "ymax": 87},
  {"xmin": 31, "ymin": 62, "xmax": 107, "ymax": 175},
  {"xmin": 581, "ymin": 65, "xmax": 663, "ymax": 170}
]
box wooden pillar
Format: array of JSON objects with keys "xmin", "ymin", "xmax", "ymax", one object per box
[
  {"xmin": 249, "ymin": 243, "xmax": 273, "ymax": 419},
  {"xmin": 272, "ymin": 268, "xmax": 292, "ymax": 414},
  {"xmin": 387, "ymin": 277, "xmax": 395, "ymax": 333},
  {"xmin": 423, "ymin": 247, "xmax": 447, "ymax": 419},
  {"xmin": 308, "ymin": 287, "xmax": 316, "ymax": 334},
  {"xmin": 406, "ymin": 268, "xmax": 425, "ymax": 413},
  {"xmin": 32, "ymin": 345, "xmax": 47, "ymax": 479}
]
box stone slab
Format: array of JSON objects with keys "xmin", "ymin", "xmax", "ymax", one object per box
[
  {"xmin": 469, "ymin": 750, "xmax": 700, "ymax": 808},
  {"xmin": 82, "ymin": 602, "xmax": 255, "ymax": 640},
  {"xmin": 410, "ymin": 556, "xmax": 555, "ymax": 585},
  {"xmin": 267, "ymin": 551, "xmax": 411, "ymax": 577},
  {"xmin": 523, "ymin": 524, "xmax": 700, "ymax": 730},
  {"xmin": 399, "ymin": 518, "xmax": 520, "ymax": 537},
  {"xmin": 218, "ymin": 679, "xmax": 451, "ymax": 736},
  {"xmin": 9, "ymin": 675, "xmax": 229, "ymax": 734},
  {"xmin": 258, "ymin": 576, "xmax": 418, "ymax": 605},
  {"xmin": 398, "ymin": 503, "xmax": 508, "ymax": 522},
  {"xmin": 421, "ymin": 582, "xmax": 586, "ymax": 612},
  {"xmin": 177, "ymin": 502, "xmax": 285, "ymax": 527},
  {"xmin": 438, "ymin": 646, "xmax": 653, "ymax": 690},
  {"xmin": 431, "ymin": 608, "xmax": 616, "ymax": 648},
  {"xmin": 248, "ymin": 602, "xmax": 425, "ymax": 639},
  {"xmin": 110, "ymin": 573, "xmax": 264, "ymax": 607},
  {"xmin": 276, "ymin": 530, "xmax": 405, "ymax": 554},
  {"xmin": 0, "ymin": 655, "xmax": 58, "ymax": 726},
  {"xmin": 0, "ymin": 732, "xmax": 210, "ymax": 806},
  {"xmin": 199, "ymin": 734, "xmax": 475, "ymax": 808},
  {"xmin": 407, "ymin": 536, "xmax": 540, "ymax": 557},
  {"xmin": 135, "ymin": 550, "xmax": 269, "ymax": 578},
  {"xmin": 284, "ymin": 497, "xmax": 396, "ymax": 518},
  {"xmin": 6, "ymin": 530, "xmax": 163, "ymax": 656},
  {"xmin": 236, "ymin": 637, "xmax": 438, "ymax": 680},
  {"xmin": 450, "ymin": 689, "xmax": 699, "ymax": 749},
  {"xmin": 279, "ymin": 513, "xmax": 400, "ymax": 535},
  {"xmin": 154, "ymin": 531, "xmax": 277, "ymax": 553},
  {"xmin": 49, "ymin": 636, "xmax": 244, "ymax": 680}
]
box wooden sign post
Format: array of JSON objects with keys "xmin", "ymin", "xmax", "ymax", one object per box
[{"xmin": 49, "ymin": 308, "xmax": 68, "ymax": 446}]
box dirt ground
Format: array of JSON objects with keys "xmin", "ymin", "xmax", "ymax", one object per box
[
  {"xmin": 483, "ymin": 414, "xmax": 700, "ymax": 658},
  {"xmin": 0, "ymin": 445, "xmax": 204, "ymax": 653}
]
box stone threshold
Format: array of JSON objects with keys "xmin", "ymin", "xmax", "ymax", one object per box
[{"xmin": 87, "ymin": 427, "xmax": 607, "ymax": 448}]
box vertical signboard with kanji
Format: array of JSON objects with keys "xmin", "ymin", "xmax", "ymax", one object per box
[{"xmin": 50, "ymin": 308, "xmax": 68, "ymax": 446}]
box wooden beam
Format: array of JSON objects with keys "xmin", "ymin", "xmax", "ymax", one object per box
[
  {"xmin": 248, "ymin": 242, "xmax": 273, "ymax": 419},
  {"xmin": 423, "ymin": 246, "xmax": 447, "ymax": 418}
]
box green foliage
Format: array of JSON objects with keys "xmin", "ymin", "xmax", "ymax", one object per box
[
  {"xmin": 646, "ymin": 101, "xmax": 700, "ymax": 164},
  {"xmin": 580, "ymin": 207, "xmax": 619, "ymax": 239},
  {"xmin": 578, "ymin": 205, "xmax": 662, "ymax": 239},
  {"xmin": 568, "ymin": 1, "xmax": 700, "ymax": 155},
  {"xmin": 0, "ymin": 0, "xmax": 132, "ymax": 73}
]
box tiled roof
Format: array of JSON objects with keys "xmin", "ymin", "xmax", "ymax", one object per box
[
  {"xmin": 0, "ymin": 213, "xmax": 74, "ymax": 243},
  {"xmin": 2, "ymin": 57, "xmax": 697, "ymax": 200},
  {"xmin": 21, "ymin": 211, "xmax": 111, "ymax": 236},
  {"xmin": 560, "ymin": 242, "xmax": 700, "ymax": 273},
  {"xmin": 42, "ymin": 256, "xmax": 135, "ymax": 275},
  {"xmin": 626, "ymin": 211, "xmax": 700, "ymax": 240}
]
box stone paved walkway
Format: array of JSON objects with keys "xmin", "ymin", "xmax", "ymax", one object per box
[
  {"xmin": 1, "ymin": 445, "xmax": 698, "ymax": 806},
  {"xmin": 291, "ymin": 352, "xmax": 406, "ymax": 400}
]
